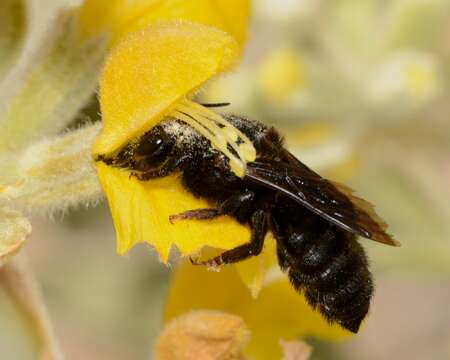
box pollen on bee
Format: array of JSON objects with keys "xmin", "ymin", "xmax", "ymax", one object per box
[{"xmin": 170, "ymin": 99, "xmax": 257, "ymax": 178}]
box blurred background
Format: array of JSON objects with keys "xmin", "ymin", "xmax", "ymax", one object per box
[{"xmin": 1, "ymin": 0, "xmax": 450, "ymax": 359}]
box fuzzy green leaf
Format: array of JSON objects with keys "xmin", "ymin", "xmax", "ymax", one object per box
[{"xmin": 0, "ymin": 6, "xmax": 107, "ymax": 153}]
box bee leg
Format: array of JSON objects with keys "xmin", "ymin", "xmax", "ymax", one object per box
[
  {"xmin": 169, "ymin": 190, "xmax": 254, "ymax": 223},
  {"xmin": 130, "ymin": 153, "xmax": 187, "ymax": 181},
  {"xmin": 169, "ymin": 209, "xmax": 220, "ymax": 223},
  {"xmin": 191, "ymin": 210, "xmax": 268, "ymax": 267},
  {"xmin": 200, "ymin": 102, "xmax": 231, "ymax": 108}
]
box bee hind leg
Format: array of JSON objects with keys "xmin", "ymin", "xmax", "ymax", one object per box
[
  {"xmin": 191, "ymin": 210, "xmax": 268, "ymax": 267},
  {"xmin": 169, "ymin": 190, "xmax": 254, "ymax": 223}
]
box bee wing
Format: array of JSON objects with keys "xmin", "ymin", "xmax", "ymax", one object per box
[{"xmin": 245, "ymin": 157, "xmax": 399, "ymax": 246}]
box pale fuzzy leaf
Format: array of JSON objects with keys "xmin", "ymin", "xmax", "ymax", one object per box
[
  {"xmin": 0, "ymin": 0, "xmax": 67, "ymax": 112},
  {"xmin": 0, "ymin": 207, "xmax": 30, "ymax": 266},
  {"xmin": 154, "ymin": 310, "xmax": 250, "ymax": 360},
  {"xmin": 0, "ymin": 0, "xmax": 26, "ymax": 79},
  {"xmin": 280, "ymin": 340, "xmax": 312, "ymax": 360},
  {"xmin": 0, "ymin": 152, "xmax": 21, "ymax": 186},
  {"xmin": 0, "ymin": 255, "xmax": 63, "ymax": 359},
  {"xmin": 0, "ymin": 4, "xmax": 107, "ymax": 153},
  {"xmin": 3, "ymin": 123, "xmax": 103, "ymax": 213}
]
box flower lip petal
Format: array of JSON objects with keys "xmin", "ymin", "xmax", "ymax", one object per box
[
  {"xmin": 93, "ymin": 20, "xmax": 240, "ymax": 156},
  {"xmin": 96, "ymin": 162, "xmax": 251, "ymax": 262}
]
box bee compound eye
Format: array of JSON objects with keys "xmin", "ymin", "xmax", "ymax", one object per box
[{"xmin": 135, "ymin": 128, "xmax": 170, "ymax": 158}]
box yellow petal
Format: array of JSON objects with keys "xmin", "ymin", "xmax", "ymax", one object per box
[
  {"xmin": 97, "ymin": 158, "xmax": 275, "ymax": 293},
  {"xmin": 165, "ymin": 261, "xmax": 351, "ymax": 360},
  {"xmin": 79, "ymin": 0, "xmax": 250, "ymax": 47},
  {"xmin": 79, "ymin": 0, "xmax": 160, "ymax": 42},
  {"xmin": 234, "ymin": 235, "xmax": 277, "ymax": 298},
  {"xmin": 98, "ymin": 158, "xmax": 273, "ymax": 292},
  {"xmin": 121, "ymin": 0, "xmax": 251, "ymax": 48},
  {"xmin": 93, "ymin": 20, "xmax": 240, "ymax": 156},
  {"xmin": 96, "ymin": 162, "xmax": 250, "ymax": 262}
]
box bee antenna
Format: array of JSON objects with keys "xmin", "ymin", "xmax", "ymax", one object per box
[{"xmin": 200, "ymin": 102, "xmax": 231, "ymax": 108}]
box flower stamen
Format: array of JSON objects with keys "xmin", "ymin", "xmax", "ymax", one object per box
[{"xmin": 171, "ymin": 99, "xmax": 256, "ymax": 177}]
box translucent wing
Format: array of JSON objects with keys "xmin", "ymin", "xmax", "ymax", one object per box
[{"xmin": 245, "ymin": 155, "xmax": 399, "ymax": 246}]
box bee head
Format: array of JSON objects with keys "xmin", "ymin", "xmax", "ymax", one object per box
[{"xmin": 134, "ymin": 125, "xmax": 175, "ymax": 166}]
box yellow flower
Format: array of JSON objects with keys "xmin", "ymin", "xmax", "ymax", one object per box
[
  {"xmin": 165, "ymin": 256, "xmax": 351, "ymax": 360},
  {"xmin": 89, "ymin": 4, "xmax": 353, "ymax": 354},
  {"xmin": 80, "ymin": 0, "xmax": 250, "ymax": 47},
  {"xmin": 92, "ymin": 2, "xmax": 358, "ymax": 293},
  {"xmin": 94, "ymin": 14, "xmax": 259, "ymax": 267}
]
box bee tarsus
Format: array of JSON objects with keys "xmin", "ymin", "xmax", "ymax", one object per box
[{"xmin": 189, "ymin": 209, "xmax": 267, "ymax": 267}]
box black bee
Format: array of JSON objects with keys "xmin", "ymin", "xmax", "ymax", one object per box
[{"xmin": 97, "ymin": 104, "xmax": 399, "ymax": 333}]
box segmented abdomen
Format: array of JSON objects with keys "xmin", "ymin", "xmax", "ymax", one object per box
[{"xmin": 273, "ymin": 214, "xmax": 373, "ymax": 333}]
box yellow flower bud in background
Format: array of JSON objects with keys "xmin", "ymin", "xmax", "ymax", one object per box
[
  {"xmin": 154, "ymin": 310, "xmax": 250, "ymax": 360},
  {"xmin": 257, "ymin": 48, "xmax": 306, "ymax": 104},
  {"xmin": 368, "ymin": 51, "xmax": 440, "ymax": 109}
]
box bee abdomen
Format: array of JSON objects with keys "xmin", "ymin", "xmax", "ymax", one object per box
[
  {"xmin": 304, "ymin": 267, "xmax": 372, "ymax": 332},
  {"xmin": 285, "ymin": 229, "xmax": 373, "ymax": 333}
]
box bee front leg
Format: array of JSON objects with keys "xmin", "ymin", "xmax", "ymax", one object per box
[
  {"xmin": 191, "ymin": 210, "xmax": 268, "ymax": 267},
  {"xmin": 130, "ymin": 154, "xmax": 187, "ymax": 181},
  {"xmin": 168, "ymin": 190, "xmax": 254, "ymax": 223}
]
